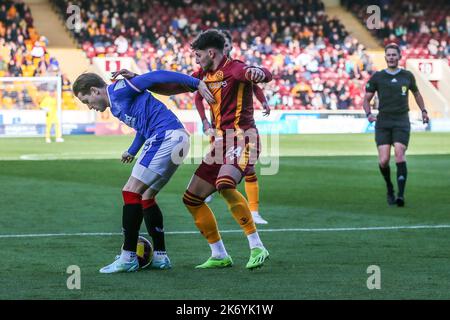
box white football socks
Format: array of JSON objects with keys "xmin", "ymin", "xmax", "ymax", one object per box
[
  {"xmin": 153, "ymin": 251, "xmax": 168, "ymax": 260},
  {"xmin": 120, "ymin": 250, "xmax": 137, "ymax": 262},
  {"xmin": 209, "ymin": 240, "xmax": 229, "ymax": 259},
  {"xmin": 247, "ymin": 232, "xmax": 264, "ymax": 249}
]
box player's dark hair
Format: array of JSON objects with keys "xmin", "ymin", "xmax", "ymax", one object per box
[
  {"xmin": 385, "ymin": 43, "xmax": 401, "ymax": 55},
  {"xmin": 220, "ymin": 29, "xmax": 233, "ymax": 43},
  {"xmin": 191, "ymin": 29, "xmax": 225, "ymax": 51},
  {"xmin": 73, "ymin": 73, "xmax": 107, "ymax": 96}
]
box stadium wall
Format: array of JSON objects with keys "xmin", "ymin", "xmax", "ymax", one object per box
[
  {"xmin": 0, "ymin": 110, "xmax": 95, "ymax": 137},
  {"xmin": 93, "ymin": 109, "xmax": 433, "ymax": 135},
  {"xmin": 406, "ymin": 59, "xmax": 450, "ymax": 119},
  {"xmin": 0, "ymin": 109, "xmax": 440, "ymax": 137}
]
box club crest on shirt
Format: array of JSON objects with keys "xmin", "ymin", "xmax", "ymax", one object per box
[
  {"xmin": 114, "ymin": 80, "xmax": 126, "ymax": 90},
  {"xmin": 215, "ymin": 71, "xmax": 224, "ymax": 81}
]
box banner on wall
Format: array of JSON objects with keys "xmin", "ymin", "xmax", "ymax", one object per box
[
  {"xmin": 92, "ymin": 110, "xmax": 436, "ymax": 135},
  {"xmin": 406, "ymin": 59, "xmax": 444, "ymax": 81},
  {"xmin": 0, "ymin": 110, "xmax": 442, "ymax": 137},
  {"xmin": 0, "ymin": 110, "xmax": 95, "ymax": 136}
]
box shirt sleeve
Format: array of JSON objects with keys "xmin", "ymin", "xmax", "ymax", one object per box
[
  {"xmin": 129, "ymin": 70, "xmax": 200, "ymax": 92},
  {"xmin": 194, "ymin": 92, "xmax": 207, "ymax": 121},
  {"xmin": 253, "ymin": 85, "xmax": 268, "ymax": 105},
  {"xmin": 409, "ymin": 72, "xmax": 419, "ymax": 93},
  {"xmin": 365, "ymin": 73, "xmax": 378, "ymax": 93},
  {"xmin": 127, "ymin": 132, "xmax": 146, "ymax": 156}
]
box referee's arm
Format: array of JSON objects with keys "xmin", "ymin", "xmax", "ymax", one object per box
[
  {"xmin": 363, "ymin": 92, "xmax": 377, "ymax": 123},
  {"xmin": 412, "ymin": 91, "xmax": 430, "ymax": 124},
  {"xmin": 409, "ymin": 73, "xmax": 429, "ymax": 124}
]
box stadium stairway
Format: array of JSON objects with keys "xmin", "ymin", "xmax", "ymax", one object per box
[
  {"xmin": 25, "ymin": 0, "xmax": 90, "ymax": 83},
  {"xmin": 323, "ymin": 1, "xmax": 386, "ymax": 72},
  {"xmin": 323, "ymin": 1, "xmax": 382, "ymax": 51}
]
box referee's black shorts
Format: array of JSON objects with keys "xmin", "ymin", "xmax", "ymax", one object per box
[{"xmin": 375, "ymin": 114, "xmax": 411, "ymax": 147}]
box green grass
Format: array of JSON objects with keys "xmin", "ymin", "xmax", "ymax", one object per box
[{"xmin": 0, "ymin": 133, "xmax": 449, "ymax": 299}]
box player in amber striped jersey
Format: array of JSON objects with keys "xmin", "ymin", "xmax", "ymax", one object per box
[
  {"xmin": 194, "ymin": 29, "xmax": 269, "ymax": 225},
  {"xmin": 182, "ymin": 30, "xmax": 272, "ymax": 270}
]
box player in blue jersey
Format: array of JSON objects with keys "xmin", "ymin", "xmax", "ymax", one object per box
[{"xmin": 73, "ymin": 70, "xmax": 214, "ymax": 273}]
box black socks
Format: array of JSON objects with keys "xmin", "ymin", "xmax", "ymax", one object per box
[
  {"xmin": 122, "ymin": 204, "xmax": 143, "ymax": 251},
  {"xmin": 143, "ymin": 203, "xmax": 166, "ymax": 251},
  {"xmin": 396, "ymin": 162, "xmax": 407, "ymax": 198},
  {"xmin": 379, "ymin": 165, "xmax": 394, "ymax": 194}
]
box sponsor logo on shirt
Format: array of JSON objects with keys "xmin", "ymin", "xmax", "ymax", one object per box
[
  {"xmin": 124, "ymin": 114, "xmax": 136, "ymax": 127},
  {"xmin": 207, "ymin": 81, "xmax": 228, "ymax": 89}
]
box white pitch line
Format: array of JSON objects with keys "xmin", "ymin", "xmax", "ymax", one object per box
[{"xmin": 1, "ymin": 224, "xmax": 450, "ymax": 239}]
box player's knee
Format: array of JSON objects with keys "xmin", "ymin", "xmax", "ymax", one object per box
[
  {"xmin": 122, "ymin": 190, "xmax": 142, "ymax": 205},
  {"xmin": 394, "ymin": 149, "xmax": 406, "ymax": 163},
  {"xmin": 182, "ymin": 190, "xmax": 204, "ymax": 208},
  {"xmin": 216, "ymin": 176, "xmax": 237, "ymax": 193},
  {"xmin": 142, "ymin": 187, "xmax": 158, "ymax": 200},
  {"xmin": 379, "ymin": 157, "xmax": 390, "ymax": 168},
  {"xmin": 123, "ymin": 176, "xmax": 148, "ymax": 194}
]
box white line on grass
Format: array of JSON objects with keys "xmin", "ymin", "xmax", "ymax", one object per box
[
  {"xmin": 1, "ymin": 224, "xmax": 450, "ymax": 239},
  {"xmin": 4, "ymin": 152, "xmax": 449, "ymax": 161}
]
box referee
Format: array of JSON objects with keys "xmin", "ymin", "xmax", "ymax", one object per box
[{"xmin": 363, "ymin": 43, "xmax": 429, "ymax": 207}]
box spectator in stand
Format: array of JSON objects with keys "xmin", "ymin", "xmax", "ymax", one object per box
[
  {"xmin": 344, "ymin": 0, "xmax": 449, "ymax": 62},
  {"xmin": 49, "ymin": 0, "xmax": 379, "ymax": 110},
  {"xmin": 114, "ymin": 35, "xmax": 129, "ymax": 55},
  {"xmin": 8, "ymin": 59, "xmax": 21, "ymax": 76}
]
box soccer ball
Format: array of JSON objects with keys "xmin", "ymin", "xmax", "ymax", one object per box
[{"xmin": 136, "ymin": 236, "xmax": 153, "ymax": 269}]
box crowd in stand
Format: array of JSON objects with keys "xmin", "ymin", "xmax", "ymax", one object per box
[
  {"xmin": 0, "ymin": 0, "xmax": 79, "ymax": 110},
  {"xmin": 342, "ymin": 0, "xmax": 450, "ymax": 63},
  {"xmin": 0, "ymin": 0, "xmax": 60, "ymax": 77},
  {"xmin": 8, "ymin": 0, "xmax": 448, "ymax": 111},
  {"xmin": 52, "ymin": 0, "xmax": 374, "ymax": 111}
]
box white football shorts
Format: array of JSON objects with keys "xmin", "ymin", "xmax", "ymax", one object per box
[{"xmin": 131, "ymin": 128, "xmax": 190, "ymax": 191}]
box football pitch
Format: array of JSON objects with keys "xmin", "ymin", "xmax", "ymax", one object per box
[{"xmin": 0, "ymin": 132, "xmax": 449, "ymax": 299}]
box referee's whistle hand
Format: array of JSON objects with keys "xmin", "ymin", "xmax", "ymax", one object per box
[{"xmin": 422, "ymin": 113, "xmax": 430, "ymax": 124}]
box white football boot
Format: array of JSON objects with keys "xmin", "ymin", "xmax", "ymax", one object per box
[
  {"xmin": 99, "ymin": 256, "xmax": 139, "ymax": 274},
  {"xmin": 251, "ymin": 211, "xmax": 268, "ymax": 224},
  {"xmin": 150, "ymin": 251, "xmax": 172, "ymax": 270}
]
